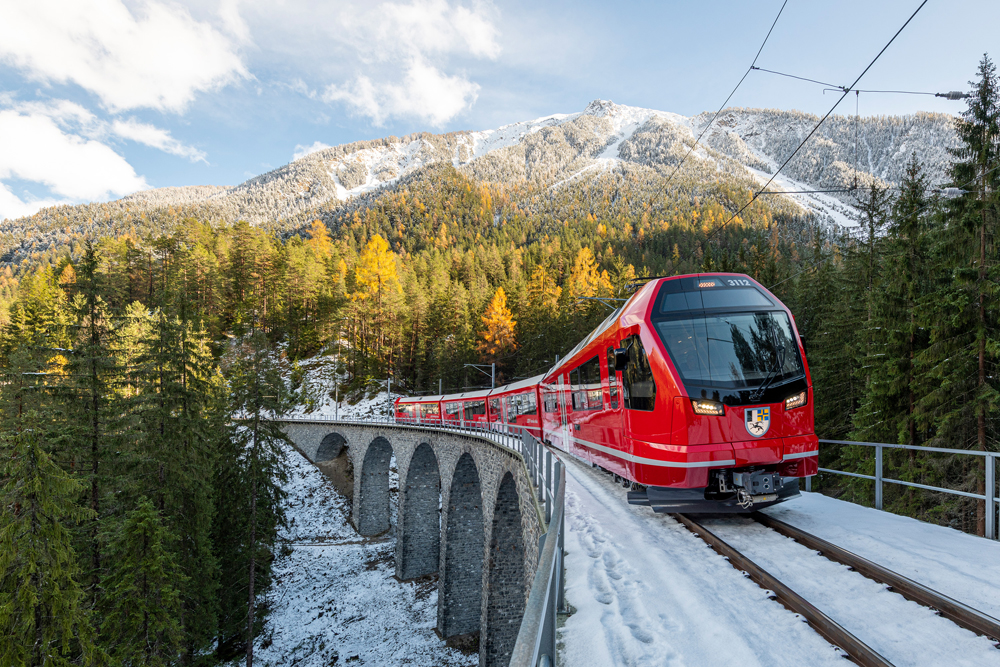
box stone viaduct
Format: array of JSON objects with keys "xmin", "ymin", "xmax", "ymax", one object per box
[{"xmin": 278, "ymin": 420, "xmax": 547, "ymax": 667}]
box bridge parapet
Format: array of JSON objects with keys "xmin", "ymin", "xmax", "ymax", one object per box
[{"xmin": 278, "ymin": 419, "xmax": 549, "ymax": 667}]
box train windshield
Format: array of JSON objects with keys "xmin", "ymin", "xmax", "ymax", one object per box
[{"xmin": 654, "ymin": 311, "xmax": 803, "ymax": 389}]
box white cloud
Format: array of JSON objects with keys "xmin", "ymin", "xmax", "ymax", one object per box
[
  {"xmin": 1, "ymin": 98, "xmax": 207, "ymax": 162},
  {"xmin": 325, "ymin": 0, "xmax": 498, "ymax": 125},
  {"xmin": 0, "ymin": 109, "xmax": 148, "ymax": 220},
  {"xmin": 340, "ymin": 0, "xmax": 501, "ymax": 62},
  {"xmin": 111, "ymin": 118, "xmax": 207, "ymax": 163},
  {"xmin": 0, "ymin": 184, "xmax": 62, "ymax": 222},
  {"xmin": 293, "ymin": 141, "xmax": 332, "ymax": 161},
  {"xmin": 324, "ymin": 57, "xmax": 480, "ymax": 127},
  {"xmin": 0, "ymin": 0, "xmax": 247, "ymax": 113}
]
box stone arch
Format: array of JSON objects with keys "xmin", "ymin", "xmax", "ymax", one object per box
[
  {"xmin": 358, "ymin": 436, "xmax": 394, "ymax": 536},
  {"xmin": 315, "ymin": 432, "xmax": 353, "ymax": 499},
  {"xmin": 483, "ymin": 472, "xmax": 526, "ymax": 666},
  {"xmin": 316, "ymin": 432, "xmax": 346, "ymax": 461},
  {"xmin": 441, "ymin": 452, "xmax": 484, "ymax": 638},
  {"xmin": 400, "ymin": 443, "xmax": 441, "ymax": 580}
]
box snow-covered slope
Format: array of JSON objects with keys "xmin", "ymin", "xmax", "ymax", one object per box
[{"xmin": 243, "ymin": 441, "xmax": 474, "ymax": 667}]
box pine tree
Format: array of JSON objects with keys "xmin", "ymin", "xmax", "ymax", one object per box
[
  {"xmin": 99, "ymin": 498, "xmax": 184, "ymax": 667},
  {"xmin": 0, "ymin": 431, "xmax": 96, "ymax": 667}
]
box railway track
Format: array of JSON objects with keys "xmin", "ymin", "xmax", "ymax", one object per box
[{"xmin": 674, "ymin": 512, "xmax": 1000, "ymax": 667}]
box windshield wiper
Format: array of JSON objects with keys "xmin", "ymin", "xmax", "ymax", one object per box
[{"xmin": 750, "ymin": 323, "xmax": 785, "ymax": 402}]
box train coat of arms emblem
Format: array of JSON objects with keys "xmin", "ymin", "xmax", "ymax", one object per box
[{"xmin": 745, "ymin": 407, "xmax": 770, "ymax": 438}]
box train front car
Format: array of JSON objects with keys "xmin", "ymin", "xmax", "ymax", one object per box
[{"xmin": 625, "ymin": 273, "xmax": 817, "ymax": 513}]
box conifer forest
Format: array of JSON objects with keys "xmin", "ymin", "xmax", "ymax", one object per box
[{"xmin": 2, "ymin": 55, "xmax": 999, "ymax": 666}]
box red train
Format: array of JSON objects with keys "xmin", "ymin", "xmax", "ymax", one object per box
[{"xmin": 396, "ymin": 273, "xmax": 818, "ymax": 512}]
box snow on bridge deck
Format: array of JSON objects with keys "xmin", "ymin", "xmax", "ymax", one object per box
[{"xmin": 560, "ymin": 455, "xmax": 1000, "ymax": 667}]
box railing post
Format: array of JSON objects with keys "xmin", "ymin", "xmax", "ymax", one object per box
[
  {"xmin": 987, "ymin": 453, "xmax": 996, "ymax": 541},
  {"xmin": 545, "ymin": 449, "xmax": 553, "ymax": 523},
  {"xmin": 557, "ymin": 460, "xmax": 566, "ymax": 614},
  {"xmin": 805, "ymin": 475, "xmax": 812, "ymax": 492},
  {"xmin": 875, "ymin": 445, "xmax": 883, "ymax": 511}
]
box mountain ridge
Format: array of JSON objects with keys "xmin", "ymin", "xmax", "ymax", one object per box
[{"xmin": 0, "ymin": 100, "xmax": 959, "ymax": 262}]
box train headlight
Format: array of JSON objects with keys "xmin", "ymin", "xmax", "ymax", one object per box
[
  {"xmin": 784, "ymin": 390, "xmax": 808, "ymax": 410},
  {"xmin": 691, "ymin": 399, "xmax": 725, "ymax": 416}
]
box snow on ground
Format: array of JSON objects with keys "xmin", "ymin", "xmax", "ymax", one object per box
[
  {"xmin": 283, "ymin": 355, "xmax": 401, "ymax": 422},
  {"xmin": 247, "ymin": 442, "xmax": 475, "ymax": 667},
  {"xmin": 762, "ymin": 492, "xmax": 1000, "ymax": 619},
  {"xmin": 560, "ymin": 451, "xmax": 1000, "ymax": 666},
  {"xmin": 700, "ymin": 514, "xmax": 1000, "ymax": 667},
  {"xmin": 559, "ymin": 456, "xmax": 849, "ymax": 667}
]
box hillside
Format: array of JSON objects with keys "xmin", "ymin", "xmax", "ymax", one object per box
[{"xmin": 0, "ymin": 101, "xmax": 957, "ymax": 265}]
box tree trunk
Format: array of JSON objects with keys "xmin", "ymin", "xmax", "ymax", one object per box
[{"xmin": 977, "ymin": 213, "xmax": 987, "ymax": 536}]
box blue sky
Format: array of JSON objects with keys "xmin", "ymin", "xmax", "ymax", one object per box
[{"xmin": 1, "ymin": 0, "xmax": 998, "ymax": 220}]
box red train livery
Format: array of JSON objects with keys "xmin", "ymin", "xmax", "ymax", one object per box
[{"xmin": 396, "ymin": 273, "xmax": 818, "ymax": 513}]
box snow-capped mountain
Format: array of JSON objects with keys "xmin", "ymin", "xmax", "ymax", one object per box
[{"xmin": 3, "ymin": 100, "xmax": 959, "ymax": 234}]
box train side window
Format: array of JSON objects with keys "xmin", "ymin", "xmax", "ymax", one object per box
[
  {"xmin": 580, "ymin": 356, "xmax": 602, "ymax": 410},
  {"xmin": 570, "ymin": 368, "xmax": 582, "ymax": 410},
  {"xmin": 544, "ymin": 394, "xmax": 558, "ymax": 413},
  {"xmin": 489, "ymin": 397, "xmax": 501, "ymax": 419},
  {"xmin": 607, "ymin": 348, "xmax": 619, "ymax": 409},
  {"xmin": 622, "ymin": 335, "xmax": 656, "ymax": 411},
  {"xmin": 463, "ymin": 399, "xmax": 486, "ymax": 420}
]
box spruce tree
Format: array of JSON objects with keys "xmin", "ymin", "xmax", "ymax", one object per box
[
  {"xmin": 214, "ymin": 329, "xmax": 290, "ymax": 665},
  {"xmin": 0, "ymin": 431, "xmax": 96, "ymax": 667},
  {"xmin": 852, "ymin": 159, "xmax": 930, "ymax": 447},
  {"xmin": 136, "ymin": 308, "xmax": 222, "ymax": 660},
  {"xmin": 918, "ymin": 53, "xmax": 1000, "ymax": 535},
  {"xmin": 99, "ymin": 498, "xmax": 184, "ymax": 667},
  {"xmin": 62, "ymin": 242, "xmax": 122, "ymax": 605}
]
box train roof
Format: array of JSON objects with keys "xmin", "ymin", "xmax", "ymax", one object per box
[
  {"xmin": 491, "ymin": 374, "xmax": 544, "ymax": 394},
  {"xmin": 439, "ymin": 388, "xmax": 492, "ymax": 401},
  {"xmin": 397, "ymin": 394, "xmax": 445, "ymax": 403}
]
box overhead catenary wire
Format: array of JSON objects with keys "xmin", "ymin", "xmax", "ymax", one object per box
[
  {"xmin": 661, "ymin": 0, "xmax": 789, "ymax": 189},
  {"xmin": 698, "ymin": 0, "xmax": 930, "ymax": 256},
  {"xmin": 755, "ymin": 66, "xmax": 967, "ymax": 98},
  {"xmin": 751, "ymin": 66, "xmax": 846, "ymax": 91}
]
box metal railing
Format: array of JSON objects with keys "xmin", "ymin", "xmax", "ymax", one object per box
[
  {"xmin": 280, "ymin": 413, "xmax": 568, "ymax": 665},
  {"xmin": 511, "ymin": 433, "xmax": 566, "ymax": 667},
  {"xmin": 813, "ymin": 439, "xmax": 998, "ymax": 540}
]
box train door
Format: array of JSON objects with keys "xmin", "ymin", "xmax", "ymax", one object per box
[
  {"xmin": 605, "ymin": 346, "xmax": 624, "ymax": 450},
  {"xmin": 620, "ymin": 333, "xmax": 658, "ymax": 477},
  {"xmin": 558, "ymin": 373, "xmax": 569, "ymax": 451}
]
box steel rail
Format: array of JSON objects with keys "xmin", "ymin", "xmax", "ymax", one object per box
[
  {"xmin": 673, "ymin": 513, "xmax": 895, "ymax": 667},
  {"xmin": 751, "ymin": 512, "xmax": 1000, "ymax": 641}
]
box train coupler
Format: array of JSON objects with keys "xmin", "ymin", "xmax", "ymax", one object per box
[{"xmin": 715, "ymin": 470, "xmax": 781, "ymax": 509}]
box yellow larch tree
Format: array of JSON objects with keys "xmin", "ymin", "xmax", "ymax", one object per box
[
  {"xmin": 526, "ymin": 265, "xmax": 561, "ymax": 314},
  {"xmin": 352, "ymin": 234, "xmax": 402, "ymax": 374},
  {"xmin": 477, "ymin": 286, "xmax": 516, "ymax": 361},
  {"xmin": 306, "ymin": 220, "xmax": 333, "ymax": 260},
  {"xmin": 567, "ymin": 247, "xmax": 613, "ymax": 307}
]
